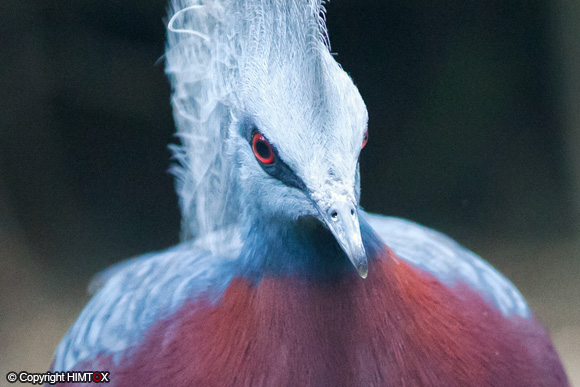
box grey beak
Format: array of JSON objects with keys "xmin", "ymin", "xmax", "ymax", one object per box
[{"xmin": 313, "ymin": 196, "xmax": 368, "ymax": 278}]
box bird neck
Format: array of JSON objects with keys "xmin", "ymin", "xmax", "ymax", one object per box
[{"xmin": 237, "ymin": 215, "xmax": 380, "ymax": 281}]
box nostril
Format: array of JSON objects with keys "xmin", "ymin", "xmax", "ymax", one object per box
[
  {"xmin": 351, "ymin": 208, "xmax": 355, "ymax": 216},
  {"xmin": 330, "ymin": 210, "xmax": 339, "ymax": 221}
]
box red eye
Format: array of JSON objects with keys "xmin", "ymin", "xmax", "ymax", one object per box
[
  {"xmin": 252, "ymin": 133, "xmax": 275, "ymax": 164},
  {"xmin": 362, "ymin": 129, "xmax": 369, "ymax": 149}
]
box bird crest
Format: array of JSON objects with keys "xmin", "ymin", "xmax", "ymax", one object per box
[{"xmin": 165, "ymin": 0, "xmax": 332, "ymax": 253}]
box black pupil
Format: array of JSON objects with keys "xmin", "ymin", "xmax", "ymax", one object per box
[{"xmin": 255, "ymin": 140, "xmax": 271, "ymax": 159}]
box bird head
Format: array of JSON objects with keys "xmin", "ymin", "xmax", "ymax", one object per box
[
  {"xmin": 231, "ymin": 54, "xmax": 369, "ymax": 277},
  {"xmin": 167, "ymin": 0, "xmax": 369, "ymax": 277}
]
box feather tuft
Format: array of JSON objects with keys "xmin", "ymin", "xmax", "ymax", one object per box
[{"xmin": 165, "ymin": 0, "xmax": 332, "ymax": 252}]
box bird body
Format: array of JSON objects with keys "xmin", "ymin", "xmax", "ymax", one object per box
[
  {"xmin": 51, "ymin": 0, "xmax": 568, "ymax": 385},
  {"xmin": 52, "ymin": 216, "xmax": 567, "ymax": 386}
]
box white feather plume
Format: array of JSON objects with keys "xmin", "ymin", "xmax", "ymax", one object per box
[{"xmin": 165, "ymin": 0, "xmax": 331, "ymax": 251}]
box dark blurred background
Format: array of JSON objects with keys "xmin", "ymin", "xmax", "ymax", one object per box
[{"xmin": 1, "ymin": 0, "xmax": 578, "ymax": 382}]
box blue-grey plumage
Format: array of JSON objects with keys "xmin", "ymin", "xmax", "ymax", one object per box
[
  {"xmin": 166, "ymin": 0, "xmax": 368, "ymax": 270},
  {"xmin": 52, "ymin": 213, "xmax": 532, "ymax": 371},
  {"xmin": 49, "ymin": 1, "xmax": 568, "ymax": 385}
]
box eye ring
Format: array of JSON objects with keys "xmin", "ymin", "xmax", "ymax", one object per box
[
  {"xmin": 252, "ymin": 132, "xmax": 275, "ymax": 164},
  {"xmin": 361, "ymin": 129, "xmax": 369, "ymax": 149}
]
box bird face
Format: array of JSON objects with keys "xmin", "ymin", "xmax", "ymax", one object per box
[{"xmin": 231, "ymin": 51, "xmax": 370, "ymax": 277}]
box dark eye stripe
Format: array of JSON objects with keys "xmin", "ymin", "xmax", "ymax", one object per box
[{"xmin": 248, "ymin": 129, "xmax": 306, "ymax": 191}]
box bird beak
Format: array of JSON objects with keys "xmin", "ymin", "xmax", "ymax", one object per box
[{"xmin": 311, "ymin": 194, "xmax": 368, "ymax": 278}]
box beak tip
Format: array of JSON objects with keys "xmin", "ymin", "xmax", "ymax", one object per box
[{"xmin": 356, "ymin": 260, "xmax": 368, "ymax": 278}]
